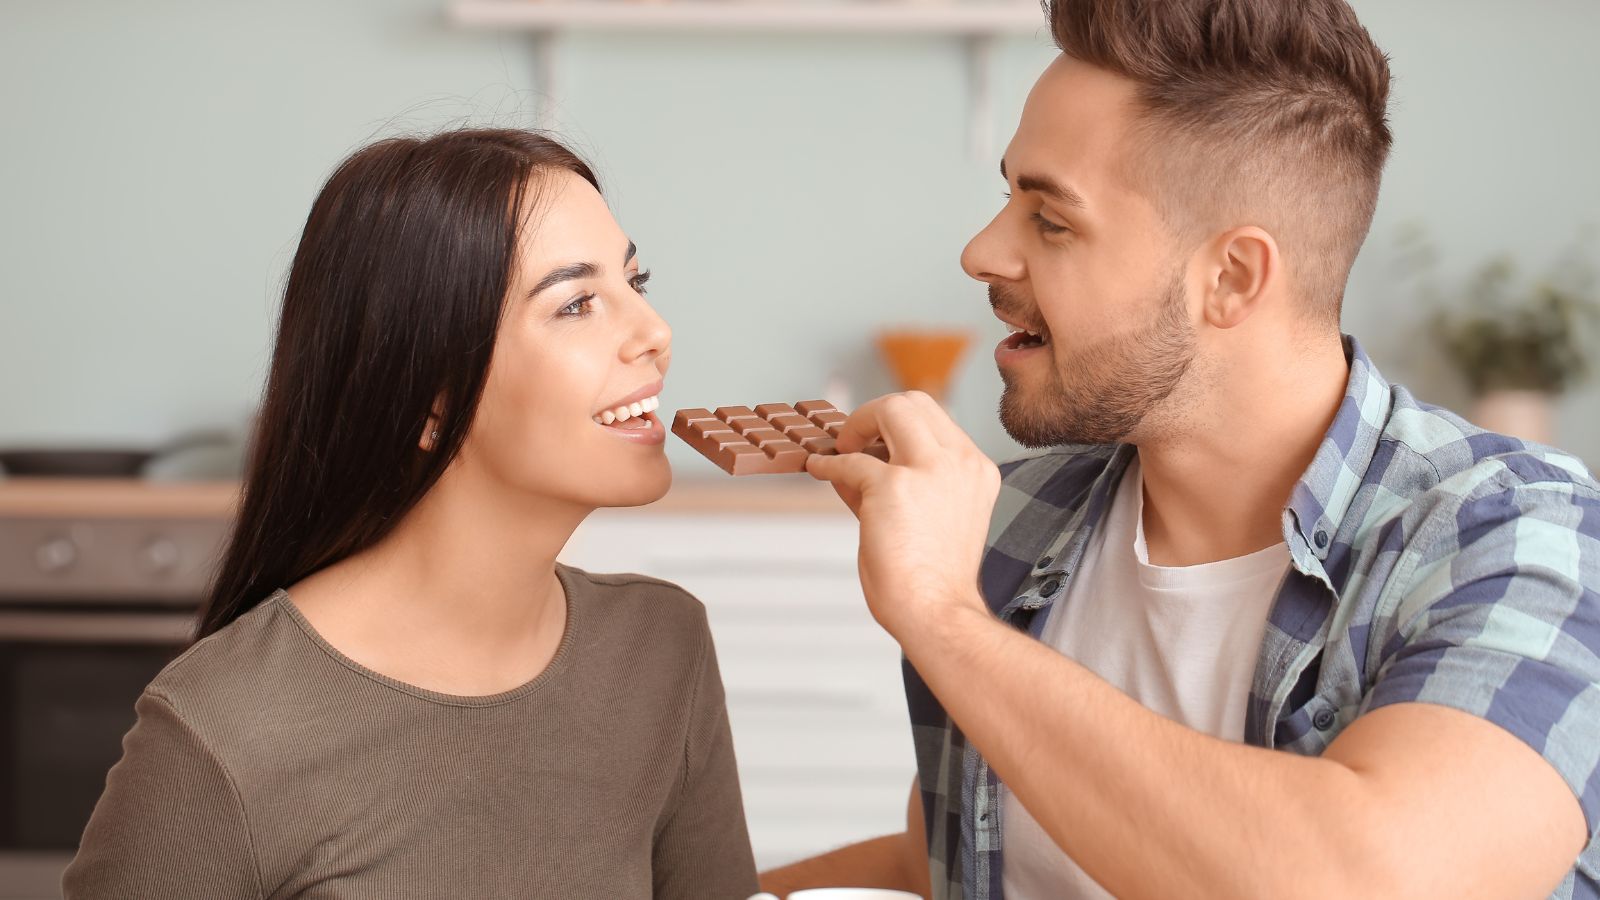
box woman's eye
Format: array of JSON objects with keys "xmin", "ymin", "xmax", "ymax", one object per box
[
  {"xmin": 559, "ymin": 295, "xmax": 594, "ymax": 318},
  {"xmin": 630, "ymin": 269, "xmax": 652, "ymax": 295}
]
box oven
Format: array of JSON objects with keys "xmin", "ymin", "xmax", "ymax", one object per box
[{"xmin": 0, "ymin": 507, "xmax": 228, "ymax": 898}]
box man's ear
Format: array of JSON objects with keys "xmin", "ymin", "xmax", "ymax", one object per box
[{"xmin": 1196, "ymin": 226, "xmax": 1279, "ymax": 330}]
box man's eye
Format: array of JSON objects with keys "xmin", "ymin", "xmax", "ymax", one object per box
[{"xmin": 1032, "ymin": 212, "xmax": 1071, "ymax": 236}]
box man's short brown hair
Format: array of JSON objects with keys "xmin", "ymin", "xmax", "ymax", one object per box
[{"xmin": 1049, "ymin": 0, "xmax": 1393, "ymax": 320}]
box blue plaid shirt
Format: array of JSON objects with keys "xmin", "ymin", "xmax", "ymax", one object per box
[{"xmin": 906, "ymin": 336, "xmax": 1600, "ymax": 898}]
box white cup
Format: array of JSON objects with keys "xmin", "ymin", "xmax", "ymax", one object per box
[{"xmin": 742, "ymin": 883, "xmax": 921, "ymax": 890}]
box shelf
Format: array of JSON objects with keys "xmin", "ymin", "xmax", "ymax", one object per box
[
  {"xmin": 449, "ymin": 0, "xmax": 1046, "ymax": 36},
  {"xmin": 448, "ymin": 0, "xmax": 1046, "ymax": 157}
]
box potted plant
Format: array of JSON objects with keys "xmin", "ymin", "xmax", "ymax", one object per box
[{"xmin": 1401, "ymin": 227, "xmax": 1600, "ymax": 444}]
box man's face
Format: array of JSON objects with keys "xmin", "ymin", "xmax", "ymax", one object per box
[{"xmin": 963, "ymin": 55, "xmax": 1199, "ymax": 448}]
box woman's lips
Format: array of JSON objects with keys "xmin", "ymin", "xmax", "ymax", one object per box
[{"xmin": 596, "ymin": 410, "xmax": 666, "ymax": 446}]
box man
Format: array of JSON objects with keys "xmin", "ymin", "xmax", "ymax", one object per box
[{"xmin": 763, "ymin": 0, "xmax": 1600, "ymax": 897}]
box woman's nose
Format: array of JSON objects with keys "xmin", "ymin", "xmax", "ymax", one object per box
[{"xmin": 621, "ymin": 295, "xmax": 671, "ymax": 365}]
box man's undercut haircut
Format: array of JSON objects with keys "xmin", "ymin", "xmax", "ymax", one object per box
[{"xmin": 1049, "ymin": 0, "xmax": 1393, "ymax": 321}]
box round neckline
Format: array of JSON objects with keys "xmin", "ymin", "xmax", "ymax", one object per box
[
  {"xmin": 1123, "ymin": 456, "xmax": 1291, "ymax": 590},
  {"xmin": 271, "ymin": 564, "xmax": 582, "ymax": 708}
]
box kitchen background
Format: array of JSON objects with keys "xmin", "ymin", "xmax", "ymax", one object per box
[
  {"xmin": 5, "ymin": 0, "xmax": 1599, "ymax": 464},
  {"xmin": 2, "ymin": 0, "xmax": 1597, "ymax": 896}
]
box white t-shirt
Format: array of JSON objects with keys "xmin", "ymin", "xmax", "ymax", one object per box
[{"xmin": 1000, "ymin": 457, "xmax": 1291, "ymax": 899}]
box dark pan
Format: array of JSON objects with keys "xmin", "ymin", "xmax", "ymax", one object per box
[{"xmin": 0, "ymin": 449, "xmax": 156, "ymax": 478}]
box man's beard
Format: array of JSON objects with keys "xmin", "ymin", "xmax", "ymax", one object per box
[{"xmin": 996, "ymin": 272, "xmax": 1197, "ymax": 448}]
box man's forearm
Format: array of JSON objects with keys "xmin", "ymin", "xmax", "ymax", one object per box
[
  {"xmin": 759, "ymin": 834, "xmax": 922, "ymax": 897},
  {"xmin": 899, "ymin": 602, "xmax": 1379, "ymax": 900}
]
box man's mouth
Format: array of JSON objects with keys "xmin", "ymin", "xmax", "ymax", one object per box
[{"xmin": 999, "ymin": 325, "xmax": 1049, "ymax": 351}]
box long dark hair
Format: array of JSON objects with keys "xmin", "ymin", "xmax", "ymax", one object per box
[{"xmin": 197, "ymin": 128, "xmax": 599, "ymax": 640}]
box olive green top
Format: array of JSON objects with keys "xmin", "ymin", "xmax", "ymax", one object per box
[{"xmin": 65, "ymin": 566, "xmax": 758, "ymax": 899}]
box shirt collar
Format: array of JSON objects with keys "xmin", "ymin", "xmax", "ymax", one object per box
[
  {"xmin": 1024, "ymin": 335, "xmax": 1392, "ymax": 587},
  {"xmin": 1281, "ymin": 334, "xmax": 1393, "ymax": 573}
]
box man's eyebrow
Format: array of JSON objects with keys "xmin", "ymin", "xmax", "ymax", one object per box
[{"xmin": 1000, "ymin": 157, "xmax": 1087, "ymax": 210}]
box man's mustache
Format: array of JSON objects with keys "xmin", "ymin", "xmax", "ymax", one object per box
[{"xmin": 988, "ymin": 284, "xmax": 1048, "ymax": 335}]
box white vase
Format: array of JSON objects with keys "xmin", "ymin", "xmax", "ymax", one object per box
[{"xmin": 1470, "ymin": 389, "xmax": 1555, "ymax": 444}]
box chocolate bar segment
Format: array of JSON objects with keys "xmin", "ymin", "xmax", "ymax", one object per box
[
  {"xmin": 794, "ymin": 400, "xmax": 835, "ymax": 417},
  {"xmin": 672, "ymin": 400, "xmax": 890, "ymax": 476},
  {"xmin": 768, "ymin": 414, "xmax": 812, "ymax": 434},
  {"xmin": 754, "ymin": 402, "xmax": 798, "ymax": 419}
]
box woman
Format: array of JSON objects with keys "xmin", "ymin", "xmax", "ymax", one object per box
[{"xmin": 64, "ymin": 129, "xmax": 758, "ymax": 899}]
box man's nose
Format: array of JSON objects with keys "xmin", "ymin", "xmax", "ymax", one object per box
[{"xmin": 961, "ymin": 210, "xmax": 1026, "ymax": 284}]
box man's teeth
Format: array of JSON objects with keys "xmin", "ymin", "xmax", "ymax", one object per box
[{"xmin": 593, "ymin": 395, "xmax": 660, "ymax": 425}]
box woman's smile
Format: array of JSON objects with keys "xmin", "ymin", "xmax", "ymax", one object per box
[
  {"xmin": 592, "ymin": 380, "xmax": 668, "ymax": 446},
  {"xmin": 594, "ymin": 408, "xmax": 666, "ymax": 446}
]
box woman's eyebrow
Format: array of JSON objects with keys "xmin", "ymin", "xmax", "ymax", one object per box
[
  {"xmin": 527, "ymin": 240, "xmax": 639, "ymax": 299},
  {"xmin": 528, "ymin": 262, "xmax": 597, "ymax": 298}
]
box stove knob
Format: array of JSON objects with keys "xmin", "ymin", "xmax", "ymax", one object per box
[
  {"xmin": 140, "ymin": 537, "xmax": 182, "ymax": 575},
  {"xmin": 36, "ymin": 537, "xmax": 79, "ymax": 574}
]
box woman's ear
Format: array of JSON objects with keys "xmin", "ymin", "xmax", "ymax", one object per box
[
  {"xmin": 418, "ymin": 399, "xmax": 446, "ymax": 452},
  {"xmin": 1198, "ymin": 226, "xmax": 1279, "ymax": 330}
]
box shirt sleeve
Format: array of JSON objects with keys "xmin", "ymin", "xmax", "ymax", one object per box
[
  {"xmin": 1364, "ymin": 479, "xmax": 1600, "ymax": 842},
  {"xmin": 652, "ymin": 619, "xmax": 760, "ymax": 900},
  {"xmin": 62, "ymin": 690, "xmax": 262, "ymax": 899}
]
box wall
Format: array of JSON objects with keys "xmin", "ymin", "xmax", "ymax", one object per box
[{"xmin": 2, "ymin": 0, "xmax": 1596, "ymax": 469}]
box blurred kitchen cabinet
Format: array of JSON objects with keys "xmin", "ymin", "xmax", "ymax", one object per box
[{"xmin": 561, "ymin": 507, "xmax": 914, "ymax": 869}]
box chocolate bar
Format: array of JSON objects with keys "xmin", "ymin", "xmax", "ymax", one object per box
[{"xmin": 672, "ymin": 400, "xmax": 891, "ymax": 475}]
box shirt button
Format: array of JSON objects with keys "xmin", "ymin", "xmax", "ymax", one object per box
[
  {"xmin": 1313, "ymin": 709, "xmax": 1336, "ymax": 730},
  {"xmin": 1314, "ymin": 530, "xmax": 1330, "ymax": 549},
  {"xmin": 1036, "ymin": 556, "xmax": 1054, "ymax": 570},
  {"xmin": 1041, "ymin": 580, "xmax": 1061, "ymax": 598}
]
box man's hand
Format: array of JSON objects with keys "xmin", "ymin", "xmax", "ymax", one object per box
[{"xmin": 804, "ymin": 391, "xmax": 1001, "ymax": 641}]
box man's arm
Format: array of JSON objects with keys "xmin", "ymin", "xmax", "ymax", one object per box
[
  {"xmin": 805, "ymin": 391, "xmax": 1592, "ymax": 900},
  {"xmin": 908, "ymin": 603, "xmax": 1584, "ymax": 898},
  {"xmin": 758, "ymin": 777, "xmax": 931, "ymax": 898}
]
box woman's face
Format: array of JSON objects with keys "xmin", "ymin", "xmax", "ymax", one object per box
[{"xmin": 456, "ymin": 170, "xmax": 673, "ymax": 509}]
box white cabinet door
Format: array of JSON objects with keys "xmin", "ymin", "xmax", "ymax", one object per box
[{"xmin": 563, "ymin": 511, "xmax": 916, "ymax": 868}]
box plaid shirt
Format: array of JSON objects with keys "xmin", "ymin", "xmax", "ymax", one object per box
[{"xmin": 906, "ymin": 336, "xmax": 1600, "ymax": 899}]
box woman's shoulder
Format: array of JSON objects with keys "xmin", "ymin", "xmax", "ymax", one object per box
[
  {"xmin": 558, "ymin": 565, "xmax": 712, "ymax": 644},
  {"xmin": 142, "ymin": 593, "xmax": 320, "ymax": 732}
]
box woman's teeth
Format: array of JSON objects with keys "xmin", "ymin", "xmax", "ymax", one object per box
[{"xmin": 593, "ymin": 395, "xmax": 660, "ymax": 425}]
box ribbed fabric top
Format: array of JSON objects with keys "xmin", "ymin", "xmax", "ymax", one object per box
[{"xmin": 63, "ymin": 565, "xmax": 758, "ymax": 899}]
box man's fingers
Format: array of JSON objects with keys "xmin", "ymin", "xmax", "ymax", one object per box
[
  {"xmin": 901, "ymin": 390, "xmax": 981, "ymax": 453},
  {"xmin": 804, "ymin": 449, "xmax": 863, "ymax": 515},
  {"xmin": 805, "ymin": 449, "xmax": 887, "ymax": 515},
  {"xmin": 837, "ymin": 393, "xmax": 942, "ymax": 465}
]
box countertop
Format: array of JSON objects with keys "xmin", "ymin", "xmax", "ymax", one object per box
[{"xmin": 0, "ymin": 476, "xmax": 851, "ymax": 518}]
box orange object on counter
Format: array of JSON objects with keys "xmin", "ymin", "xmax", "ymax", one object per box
[{"xmin": 875, "ymin": 328, "xmax": 973, "ymax": 402}]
